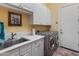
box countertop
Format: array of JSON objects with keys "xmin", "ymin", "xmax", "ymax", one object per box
[{"xmin": 0, "ymin": 35, "xmax": 44, "ymax": 54}]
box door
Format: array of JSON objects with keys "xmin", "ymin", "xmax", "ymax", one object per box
[{"xmin": 60, "ymin": 4, "xmax": 79, "ymax": 51}]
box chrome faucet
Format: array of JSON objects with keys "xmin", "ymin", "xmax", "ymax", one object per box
[{"xmin": 10, "ymin": 32, "xmax": 16, "ymax": 40}]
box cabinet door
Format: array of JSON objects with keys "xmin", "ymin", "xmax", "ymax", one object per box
[
  {"xmin": 37, "ymin": 39, "xmax": 44, "ymax": 56},
  {"xmin": 40, "ymin": 6, "xmax": 51, "ymax": 25},
  {"xmin": 32, "ymin": 45, "xmax": 43, "ymax": 56},
  {"xmin": 23, "ymin": 49, "xmax": 31, "ymax": 56},
  {"xmin": 39, "ymin": 39, "xmax": 44, "ymax": 56},
  {"xmin": 46, "ymin": 8, "xmax": 52, "ymax": 25},
  {"xmin": 19, "ymin": 43, "xmax": 31, "ymax": 56},
  {"xmin": 60, "ymin": 4, "xmax": 79, "ymax": 51},
  {"xmin": 32, "ymin": 46, "xmax": 38, "ymax": 56},
  {"xmin": 32, "ymin": 39, "xmax": 44, "ymax": 56},
  {"xmin": 37, "ymin": 44, "xmax": 43, "ymax": 56},
  {"xmin": 0, "ymin": 48, "xmax": 19, "ymax": 56},
  {"xmin": 21, "ymin": 3, "xmax": 34, "ymax": 12},
  {"xmin": 33, "ymin": 4, "xmax": 51, "ymax": 25},
  {"xmin": 31, "ymin": 40, "xmax": 41, "ymax": 56},
  {"xmin": 33, "ymin": 4, "xmax": 43, "ymax": 25}
]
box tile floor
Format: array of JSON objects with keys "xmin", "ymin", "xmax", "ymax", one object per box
[{"xmin": 53, "ymin": 47, "xmax": 79, "ymax": 56}]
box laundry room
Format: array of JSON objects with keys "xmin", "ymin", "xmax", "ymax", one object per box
[{"xmin": 0, "ymin": 3, "xmax": 79, "ymax": 56}]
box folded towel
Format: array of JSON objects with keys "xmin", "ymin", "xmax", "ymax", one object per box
[{"xmin": 0, "ymin": 22, "xmax": 5, "ymax": 40}]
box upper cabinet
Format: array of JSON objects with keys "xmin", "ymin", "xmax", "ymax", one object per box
[
  {"xmin": 8, "ymin": 3, "xmax": 21, "ymax": 7},
  {"xmin": 9, "ymin": 3, "xmax": 52, "ymax": 25},
  {"xmin": 1, "ymin": 3, "xmax": 33, "ymax": 14},
  {"xmin": 0, "ymin": 3, "xmax": 52, "ymax": 25},
  {"xmin": 8, "ymin": 3, "xmax": 35, "ymax": 13},
  {"xmin": 21, "ymin": 3, "xmax": 34, "ymax": 12},
  {"xmin": 32, "ymin": 4, "xmax": 52, "ymax": 25}
]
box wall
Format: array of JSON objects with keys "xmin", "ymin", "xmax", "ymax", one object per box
[
  {"xmin": 0, "ymin": 7, "xmax": 32, "ymax": 32},
  {"xmin": 45, "ymin": 3, "xmax": 61, "ymax": 31},
  {"xmin": 0, "ymin": 6, "xmax": 50, "ymax": 32},
  {"xmin": 33, "ymin": 25, "xmax": 50, "ymax": 32}
]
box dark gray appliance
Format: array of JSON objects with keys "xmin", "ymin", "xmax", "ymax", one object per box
[{"xmin": 37, "ymin": 32, "xmax": 59, "ymax": 56}]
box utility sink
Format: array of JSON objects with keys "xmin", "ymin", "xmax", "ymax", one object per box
[
  {"xmin": 0, "ymin": 37, "xmax": 29, "ymax": 50},
  {"xmin": 15, "ymin": 37, "xmax": 29, "ymax": 43}
]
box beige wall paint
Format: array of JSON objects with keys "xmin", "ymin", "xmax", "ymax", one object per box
[
  {"xmin": 0, "ymin": 7, "xmax": 50, "ymax": 32},
  {"xmin": 45, "ymin": 3, "xmax": 61, "ymax": 31},
  {"xmin": 0, "ymin": 3, "xmax": 61, "ymax": 32},
  {"xmin": 33, "ymin": 25, "xmax": 50, "ymax": 32},
  {"xmin": 0, "ymin": 7, "xmax": 32, "ymax": 32}
]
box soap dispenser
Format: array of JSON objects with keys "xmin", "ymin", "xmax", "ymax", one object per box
[{"xmin": 32, "ymin": 28, "xmax": 36, "ymax": 35}]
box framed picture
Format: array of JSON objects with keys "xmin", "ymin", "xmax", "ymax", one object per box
[{"xmin": 8, "ymin": 12, "xmax": 22, "ymax": 26}]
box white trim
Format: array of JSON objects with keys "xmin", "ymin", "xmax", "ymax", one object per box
[
  {"xmin": 60, "ymin": 3, "xmax": 78, "ymax": 8},
  {"xmin": 0, "ymin": 3, "xmax": 33, "ymax": 15}
]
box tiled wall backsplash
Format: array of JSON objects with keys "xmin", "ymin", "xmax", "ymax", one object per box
[{"xmin": 5, "ymin": 32, "xmax": 32, "ymax": 40}]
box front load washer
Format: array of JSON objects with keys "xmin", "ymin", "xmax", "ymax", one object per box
[{"xmin": 37, "ymin": 32, "xmax": 59, "ymax": 56}]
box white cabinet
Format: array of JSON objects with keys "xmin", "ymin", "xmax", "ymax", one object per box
[
  {"xmin": 38, "ymin": 39, "xmax": 44, "ymax": 56},
  {"xmin": 31, "ymin": 39, "xmax": 44, "ymax": 56},
  {"xmin": 0, "ymin": 48, "xmax": 19, "ymax": 56},
  {"xmin": 32, "ymin": 46, "xmax": 38, "ymax": 56},
  {"xmin": 2, "ymin": 3, "xmax": 51, "ymax": 25},
  {"xmin": 21, "ymin": 3, "xmax": 34, "ymax": 12},
  {"xmin": 23, "ymin": 49, "xmax": 31, "ymax": 56},
  {"xmin": 8, "ymin": 3, "xmax": 21, "ymax": 7},
  {"xmin": 19, "ymin": 43, "xmax": 31, "ymax": 56},
  {"xmin": 8, "ymin": 3, "xmax": 33, "ymax": 13},
  {"xmin": 0, "ymin": 38, "xmax": 44, "ymax": 56},
  {"xmin": 59, "ymin": 4, "xmax": 79, "ymax": 51},
  {"xmin": 2, "ymin": 3, "xmax": 33, "ymax": 14},
  {"xmin": 32, "ymin": 4, "xmax": 52, "ymax": 25}
]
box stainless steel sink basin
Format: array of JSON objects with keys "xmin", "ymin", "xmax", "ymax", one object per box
[{"xmin": 0, "ymin": 37, "xmax": 29, "ymax": 50}]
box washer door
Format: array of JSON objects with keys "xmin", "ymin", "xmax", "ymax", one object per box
[
  {"xmin": 48, "ymin": 34, "xmax": 59, "ymax": 56},
  {"xmin": 49, "ymin": 36, "xmax": 55, "ymax": 50}
]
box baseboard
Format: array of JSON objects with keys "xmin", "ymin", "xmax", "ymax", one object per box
[{"xmin": 60, "ymin": 46, "xmax": 79, "ymax": 53}]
